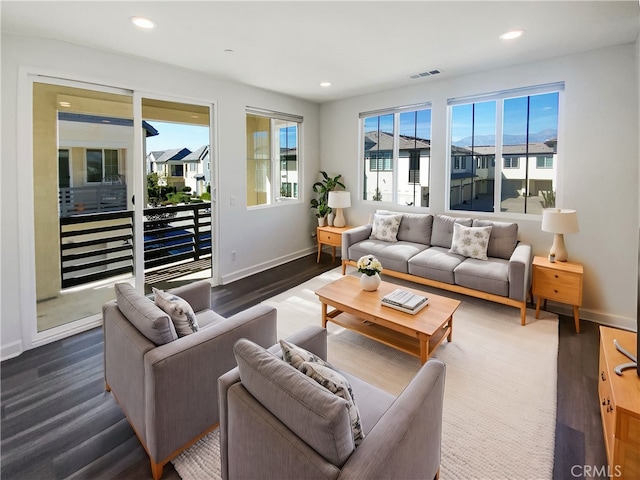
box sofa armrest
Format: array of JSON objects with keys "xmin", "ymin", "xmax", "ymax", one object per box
[
  {"xmin": 339, "ymin": 359, "xmax": 446, "ymax": 480},
  {"xmin": 342, "ymin": 225, "xmax": 372, "ymax": 261},
  {"xmin": 143, "ymin": 304, "xmax": 277, "ymax": 462},
  {"xmin": 167, "ymin": 280, "xmax": 212, "ymax": 312},
  {"xmin": 508, "ymin": 243, "xmax": 532, "ymax": 301}
]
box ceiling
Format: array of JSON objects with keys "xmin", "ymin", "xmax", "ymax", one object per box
[{"xmin": 2, "ymin": 1, "xmax": 639, "ymax": 103}]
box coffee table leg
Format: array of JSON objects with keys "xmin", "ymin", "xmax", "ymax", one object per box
[
  {"xmin": 447, "ymin": 316, "xmax": 453, "ymax": 343},
  {"xmin": 321, "ymin": 302, "xmax": 328, "ymax": 328},
  {"xmin": 419, "ymin": 335, "xmax": 429, "ymax": 365}
]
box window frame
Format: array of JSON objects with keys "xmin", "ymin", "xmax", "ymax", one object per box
[
  {"xmin": 85, "ymin": 148, "xmax": 119, "ymax": 184},
  {"xmin": 360, "ymin": 103, "xmax": 432, "ymax": 208},
  {"xmin": 245, "ymin": 108, "xmax": 303, "ymax": 209},
  {"xmin": 446, "ymin": 83, "xmax": 564, "ymax": 217}
]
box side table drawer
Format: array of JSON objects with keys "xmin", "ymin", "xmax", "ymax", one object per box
[
  {"xmin": 534, "ymin": 267, "xmax": 582, "ymax": 304},
  {"xmin": 318, "ymin": 230, "xmax": 341, "ymax": 246}
]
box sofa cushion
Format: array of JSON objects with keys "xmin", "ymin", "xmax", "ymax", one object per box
[
  {"xmin": 280, "ymin": 339, "xmax": 331, "ymax": 370},
  {"xmin": 370, "ymin": 214, "xmax": 402, "ymax": 242},
  {"xmin": 472, "ymin": 219, "xmax": 518, "ymax": 260},
  {"xmin": 431, "ymin": 215, "xmax": 473, "ymax": 248},
  {"xmin": 153, "ymin": 287, "xmax": 199, "ymax": 337},
  {"xmin": 302, "ymin": 361, "xmax": 365, "ymax": 447},
  {"xmin": 396, "ymin": 213, "xmax": 433, "ymax": 245},
  {"xmin": 454, "ymin": 258, "xmax": 510, "ymax": 297},
  {"xmin": 408, "ymin": 247, "xmax": 466, "ymax": 284},
  {"xmin": 349, "ymin": 240, "xmax": 428, "ymax": 274},
  {"xmin": 234, "ymin": 338, "xmax": 355, "ymax": 467},
  {"xmin": 449, "ymin": 223, "xmax": 492, "ymax": 260},
  {"xmin": 114, "ymin": 283, "xmax": 177, "ymax": 345}
]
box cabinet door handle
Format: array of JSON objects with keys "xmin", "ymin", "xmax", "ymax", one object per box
[{"xmin": 601, "ymin": 371, "xmax": 606, "ymax": 381}]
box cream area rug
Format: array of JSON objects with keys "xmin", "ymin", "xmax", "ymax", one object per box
[{"xmin": 173, "ymin": 267, "xmax": 559, "ymax": 480}]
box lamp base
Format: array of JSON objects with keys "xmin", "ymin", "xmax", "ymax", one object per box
[
  {"xmin": 550, "ymin": 233, "xmax": 569, "ymax": 262},
  {"xmin": 333, "ymin": 208, "xmax": 346, "ymax": 228}
]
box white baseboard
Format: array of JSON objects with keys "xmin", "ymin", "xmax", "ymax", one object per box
[
  {"xmin": 544, "ymin": 302, "xmax": 637, "ymax": 332},
  {"xmin": 221, "ymin": 247, "xmax": 317, "ymax": 284},
  {"xmin": 1, "ymin": 340, "xmax": 24, "ymax": 362}
]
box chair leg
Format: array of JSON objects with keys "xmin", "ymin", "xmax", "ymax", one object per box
[
  {"xmin": 150, "ymin": 459, "xmax": 164, "ymax": 480},
  {"xmin": 105, "ymin": 382, "xmax": 111, "ymax": 392}
]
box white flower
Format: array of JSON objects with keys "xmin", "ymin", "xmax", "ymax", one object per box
[{"xmin": 357, "ymin": 255, "xmax": 383, "ymax": 276}]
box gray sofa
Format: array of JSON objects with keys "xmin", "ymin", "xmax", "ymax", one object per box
[
  {"xmin": 102, "ymin": 280, "xmax": 277, "ymax": 480},
  {"xmin": 218, "ymin": 326, "xmax": 446, "ymax": 480},
  {"xmin": 342, "ymin": 212, "xmax": 532, "ymax": 325}
]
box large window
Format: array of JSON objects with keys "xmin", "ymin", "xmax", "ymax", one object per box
[
  {"xmin": 246, "ymin": 109, "xmax": 302, "ymax": 207},
  {"xmin": 449, "ymin": 85, "xmax": 561, "ymax": 215},
  {"xmin": 361, "ymin": 106, "xmax": 431, "ymax": 207}
]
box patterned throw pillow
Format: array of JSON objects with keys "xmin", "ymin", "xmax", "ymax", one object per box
[
  {"xmin": 369, "ymin": 214, "xmax": 402, "ymax": 242},
  {"xmin": 152, "ymin": 287, "xmax": 199, "ymax": 337},
  {"xmin": 280, "ymin": 339, "xmax": 331, "ymax": 370},
  {"xmin": 449, "ymin": 223, "xmax": 493, "ymax": 260},
  {"xmin": 301, "ymin": 361, "xmax": 365, "ymax": 447}
]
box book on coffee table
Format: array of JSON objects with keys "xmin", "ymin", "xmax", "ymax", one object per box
[{"xmin": 381, "ymin": 289, "xmax": 429, "ymax": 314}]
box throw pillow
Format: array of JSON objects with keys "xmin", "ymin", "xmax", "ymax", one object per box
[
  {"xmin": 449, "ymin": 223, "xmax": 493, "ymax": 260},
  {"xmin": 370, "ymin": 213, "xmax": 402, "ymax": 242},
  {"xmin": 152, "ymin": 287, "xmax": 199, "ymax": 337},
  {"xmin": 301, "ymin": 361, "xmax": 365, "ymax": 447},
  {"xmin": 280, "ymin": 339, "xmax": 331, "ymax": 370}
]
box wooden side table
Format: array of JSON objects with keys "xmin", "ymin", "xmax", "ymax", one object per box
[
  {"xmin": 532, "ymin": 256, "xmax": 583, "ymax": 332},
  {"xmin": 316, "ymin": 225, "xmax": 352, "ymax": 263}
]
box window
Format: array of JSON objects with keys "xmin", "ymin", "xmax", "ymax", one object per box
[
  {"xmin": 170, "ymin": 164, "xmax": 184, "ymax": 177},
  {"xmin": 246, "ymin": 109, "xmax": 302, "ymax": 207},
  {"xmin": 449, "ymin": 84, "xmax": 561, "ymax": 214},
  {"xmin": 86, "ymin": 148, "xmax": 118, "ymax": 183},
  {"xmin": 361, "ymin": 106, "xmax": 431, "ymax": 207}
]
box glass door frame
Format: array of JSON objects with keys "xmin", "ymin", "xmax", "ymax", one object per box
[{"xmin": 17, "ymin": 69, "xmax": 218, "ymax": 351}]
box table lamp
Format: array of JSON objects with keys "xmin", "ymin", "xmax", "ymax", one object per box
[
  {"xmin": 328, "ymin": 191, "xmax": 351, "ymax": 228},
  {"xmin": 541, "ymin": 208, "xmax": 579, "ymax": 262}
]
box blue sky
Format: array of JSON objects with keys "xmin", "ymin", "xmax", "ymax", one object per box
[{"xmin": 145, "ymin": 121, "xmax": 210, "ymax": 152}]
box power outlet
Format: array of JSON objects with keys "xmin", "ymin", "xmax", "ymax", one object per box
[{"xmin": 231, "ymin": 250, "xmax": 237, "ymax": 261}]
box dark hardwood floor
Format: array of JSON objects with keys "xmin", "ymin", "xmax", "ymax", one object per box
[{"xmin": 1, "ymin": 253, "xmax": 607, "ymax": 479}]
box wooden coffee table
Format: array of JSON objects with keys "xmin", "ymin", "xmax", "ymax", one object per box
[{"xmin": 315, "ymin": 275, "xmax": 460, "ymax": 364}]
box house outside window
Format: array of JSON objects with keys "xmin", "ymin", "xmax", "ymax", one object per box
[
  {"xmin": 361, "ymin": 105, "xmax": 431, "ymax": 207},
  {"xmin": 246, "ymin": 108, "xmax": 302, "ymax": 207},
  {"xmin": 448, "ymin": 84, "xmax": 562, "ymax": 215},
  {"xmin": 86, "ymin": 148, "xmax": 118, "ymax": 183}
]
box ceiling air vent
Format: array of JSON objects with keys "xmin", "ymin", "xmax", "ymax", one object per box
[{"xmin": 409, "ymin": 69, "xmax": 441, "ymax": 79}]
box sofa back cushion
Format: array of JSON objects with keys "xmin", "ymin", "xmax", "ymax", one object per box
[
  {"xmin": 472, "ymin": 219, "xmax": 518, "ymax": 260},
  {"xmin": 114, "ymin": 283, "xmax": 178, "ymax": 345},
  {"xmin": 431, "ymin": 215, "xmax": 473, "ymax": 248},
  {"xmin": 397, "ymin": 213, "xmax": 433, "ymax": 245},
  {"xmin": 234, "ymin": 338, "xmax": 354, "ymax": 467}
]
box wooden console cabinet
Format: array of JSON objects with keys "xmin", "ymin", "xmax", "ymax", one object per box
[{"xmin": 598, "ymin": 326, "xmax": 640, "ymax": 479}]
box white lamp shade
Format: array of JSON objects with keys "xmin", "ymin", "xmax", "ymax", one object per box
[
  {"xmin": 328, "ymin": 191, "xmax": 351, "ymax": 209},
  {"xmin": 541, "ymin": 208, "xmax": 579, "ymax": 234}
]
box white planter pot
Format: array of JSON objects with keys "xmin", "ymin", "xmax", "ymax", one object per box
[{"xmin": 360, "ymin": 273, "xmax": 381, "ymax": 291}]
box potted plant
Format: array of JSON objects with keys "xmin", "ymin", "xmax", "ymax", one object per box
[{"xmin": 310, "ymin": 171, "xmax": 345, "ymax": 226}]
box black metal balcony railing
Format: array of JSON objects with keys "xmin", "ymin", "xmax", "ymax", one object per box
[{"xmin": 59, "ymin": 203, "xmax": 211, "ymax": 289}]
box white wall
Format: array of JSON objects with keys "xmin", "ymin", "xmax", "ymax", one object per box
[
  {"xmin": 321, "ymin": 43, "xmax": 639, "ymax": 330},
  {"xmin": 1, "ymin": 33, "xmax": 321, "ymax": 359}
]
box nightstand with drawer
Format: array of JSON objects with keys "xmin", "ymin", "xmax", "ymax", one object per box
[
  {"xmin": 532, "ymin": 255, "xmax": 583, "ymax": 332},
  {"xmin": 316, "ymin": 225, "xmax": 352, "ymax": 263}
]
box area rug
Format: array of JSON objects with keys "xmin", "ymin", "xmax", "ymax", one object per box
[{"xmin": 173, "ymin": 267, "xmax": 559, "ymax": 480}]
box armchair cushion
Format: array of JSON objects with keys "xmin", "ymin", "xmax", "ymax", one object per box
[
  {"xmin": 234, "ymin": 338, "xmax": 355, "ymax": 467},
  {"xmin": 152, "ymin": 287, "xmax": 199, "ymax": 336},
  {"xmin": 114, "ymin": 283, "xmax": 177, "ymax": 345},
  {"xmin": 302, "ymin": 361, "xmax": 365, "ymax": 446}
]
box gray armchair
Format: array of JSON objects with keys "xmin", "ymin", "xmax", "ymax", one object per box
[
  {"xmin": 218, "ymin": 326, "xmax": 446, "ymax": 480},
  {"xmin": 103, "ymin": 280, "xmax": 277, "ymax": 480}
]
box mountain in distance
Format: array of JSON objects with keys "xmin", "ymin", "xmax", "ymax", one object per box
[{"xmin": 452, "ymin": 128, "xmax": 557, "ymax": 147}]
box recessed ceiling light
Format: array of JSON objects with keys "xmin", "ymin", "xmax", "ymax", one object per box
[
  {"xmin": 59, "ymin": 101, "xmax": 71, "ymax": 108},
  {"xmin": 320, "ymin": 82, "xmax": 331, "ymax": 87},
  {"xmin": 499, "ymin": 29, "xmax": 524, "ymax": 40},
  {"xmin": 131, "ymin": 16, "xmax": 155, "ymax": 29},
  {"xmin": 224, "ymin": 49, "xmax": 234, "ymax": 54}
]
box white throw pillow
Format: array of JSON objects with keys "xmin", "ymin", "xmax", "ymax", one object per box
[
  {"xmin": 370, "ymin": 214, "xmax": 402, "ymax": 242},
  {"xmin": 449, "ymin": 223, "xmax": 493, "ymax": 260},
  {"xmin": 280, "ymin": 339, "xmax": 331, "ymax": 370},
  {"xmin": 301, "ymin": 361, "xmax": 365, "ymax": 447},
  {"xmin": 152, "ymin": 287, "xmax": 199, "ymax": 336}
]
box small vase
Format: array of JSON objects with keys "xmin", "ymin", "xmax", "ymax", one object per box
[
  {"xmin": 360, "ymin": 273, "xmax": 381, "ymax": 291},
  {"xmin": 327, "ymin": 212, "xmax": 335, "ymax": 227}
]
